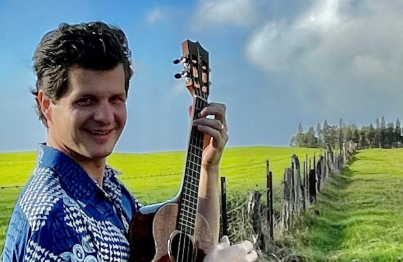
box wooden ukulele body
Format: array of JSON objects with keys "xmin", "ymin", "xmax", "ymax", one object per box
[{"xmin": 129, "ymin": 202, "xmax": 214, "ymax": 262}]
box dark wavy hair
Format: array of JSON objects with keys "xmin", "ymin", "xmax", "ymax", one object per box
[{"xmin": 32, "ymin": 21, "xmax": 133, "ymax": 126}]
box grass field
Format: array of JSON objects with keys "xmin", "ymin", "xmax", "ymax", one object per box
[
  {"xmin": 289, "ymin": 149, "xmax": 403, "ymax": 261},
  {"xmin": 2, "ymin": 147, "xmax": 402, "ymax": 261},
  {"xmin": 0, "ymin": 146, "xmax": 320, "ymax": 252}
]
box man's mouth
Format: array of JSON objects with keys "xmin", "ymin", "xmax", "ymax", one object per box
[{"xmin": 87, "ymin": 129, "xmax": 113, "ymax": 135}]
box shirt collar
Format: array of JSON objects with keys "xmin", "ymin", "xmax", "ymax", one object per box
[{"xmin": 37, "ymin": 143, "xmax": 120, "ymax": 205}]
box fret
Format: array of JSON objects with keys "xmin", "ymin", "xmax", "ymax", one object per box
[
  {"xmin": 179, "ymin": 217, "xmax": 196, "ymax": 227},
  {"xmin": 179, "ymin": 218, "xmax": 196, "ymax": 227},
  {"xmin": 179, "ymin": 210, "xmax": 197, "ymax": 221},
  {"xmin": 191, "ymin": 136, "xmax": 204, "ymax": 145},
  {"xmin": 181, "ymin": 197, "xmax": 198, "ymax": 207},
  {"xmin": 185, "ymin": 167, "xmax": 202, "ymax": 177},
  {"xmin": 182, "ymin": 186, "xmax": 198, "ymax": 195},
  {"xmin": 188, "ymin": 151, "xmax": 202, "ymax": 161},
  {"xmin": 178, "ymin": 224, "xmax": 194, "ymax": 235},
  {"xmin": 179, "ymin": 206, "xmax": 197, "ymax": 217}
]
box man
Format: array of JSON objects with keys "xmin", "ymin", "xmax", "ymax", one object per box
[{"xmin": 1, "ymin": 22, "xmax": 257, "ymax": 262}]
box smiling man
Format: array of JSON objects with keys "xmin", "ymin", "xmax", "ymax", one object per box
[{"xmin": 1, "ymin": 22, "xmax": 256, "ymax": 262}]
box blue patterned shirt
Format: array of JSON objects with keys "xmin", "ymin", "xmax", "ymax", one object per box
[{"xmin": 1, "ymin": 144, "xmax": 142, "ymax": 262}]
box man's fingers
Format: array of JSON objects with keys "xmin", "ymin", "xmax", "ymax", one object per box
[
  {"xmin": 247, "ymin": 250, "xmax": 258, "ymax": 262},
  {"xmin": 218, "ymin": 236, "xmax": 231, "ymax": 248},
  {"xmin": 199, "ymin": 103, "xmax": 226, "ymax": 122},
  {"xmin": 239, "ymin": 240, "xmax": 254, "ymax": 253},
  {"xmin": 194, "ymin": 118, "xmax": 224, "ymax": 132},
  {"xmin": 197, "ymin": 125, "xmax": 227, "ymax": 148}
]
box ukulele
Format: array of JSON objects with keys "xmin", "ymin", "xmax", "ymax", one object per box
[{"xmin": 128, "ymin": 40, "xmax": 214, "ymax": 262}]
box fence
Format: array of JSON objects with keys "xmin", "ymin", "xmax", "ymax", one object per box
[{"xmin": 220, "ymin": 142, "xmax": 356, "ymax": 253}]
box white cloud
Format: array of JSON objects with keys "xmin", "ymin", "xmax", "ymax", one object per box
[
  {"xmin": 246, "ymin": 0, "xmax": 403, "ymax": 115},
  {"xmin": 192, "ymin": 0, "xmax": 259, "ymax": 29},
  {"xmin": 146, "ymin": 8, "xmax": 165, "ymax": 24}
]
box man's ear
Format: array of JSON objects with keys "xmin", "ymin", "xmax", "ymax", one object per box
[{"xmin": 37, "ymin": 90, "xmax": 52, "ymax": 123}]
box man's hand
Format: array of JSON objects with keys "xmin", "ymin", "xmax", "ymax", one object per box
[
  {"xmin": 204, "ymin": 236, "xmax": 258, "ymax": 262},
  {"xmin": 192, "ymin": 102, "xmax": 228, "ymax": 168}
]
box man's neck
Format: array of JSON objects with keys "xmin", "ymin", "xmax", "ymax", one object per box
[{"xmin": 45, "ymin": 141, "xmax": 106, "ymax": 187}]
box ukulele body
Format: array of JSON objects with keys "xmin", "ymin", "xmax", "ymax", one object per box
[{"xmin": 129, "ymin": 202, "xmax": 214, "ymax": 262}]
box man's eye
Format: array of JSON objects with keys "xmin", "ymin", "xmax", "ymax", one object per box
[
  {"xmin": 110, "ymin": 97, "xmax": 125, "ymax": 103},
  {"xmin": 77, "ymin": 98, "xmax": 93, "ymax": 105}
]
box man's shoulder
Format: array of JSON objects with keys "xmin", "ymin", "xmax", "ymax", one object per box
[{"xmin": 18, "ymin": 166, "xmax": 65, "ymax": 230}]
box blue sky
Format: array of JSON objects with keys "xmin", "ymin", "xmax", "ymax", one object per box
[{"xmin": 1, "ymin": 0, "xmax": 403, "ymax": 153}]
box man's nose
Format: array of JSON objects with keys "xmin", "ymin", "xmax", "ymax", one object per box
[{"xmin": 93, "ymin": 100, "xmax": 113, "ymax": 125}]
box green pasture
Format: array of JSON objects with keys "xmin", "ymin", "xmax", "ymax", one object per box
[
  {"xmin": 292, "ymin": 149, "xmax": 403, "ymax": 261},
  {"xmin": 0, "ymin": 146, "xmax": 320, "ymax": 251}
]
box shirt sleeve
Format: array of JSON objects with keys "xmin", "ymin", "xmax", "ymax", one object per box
[
  {"xmin": 1, "ymin": 204, "xmax": 30, "ymax": 262},
  {"xmin": 1, "ymin": 201, "xmax": 99, "ymax": 262}
]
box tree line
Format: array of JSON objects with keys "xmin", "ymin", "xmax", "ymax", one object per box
[{"xmin": 290, "ymin": 117, "xmax": 402, "ymax": 149}]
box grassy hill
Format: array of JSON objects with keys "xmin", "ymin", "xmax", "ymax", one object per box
[
  {"xmin": 0, "ymin": 146, "xmax": 320, "ymax": 251},
  {"xmin": 289, "ymin": 149, "xmax": 403, "ymax": 261}
]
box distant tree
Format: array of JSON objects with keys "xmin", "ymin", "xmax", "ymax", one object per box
[
  {"xmin": 316, "ymin": 123, "xmax": 322, "ymax": 147},
  {"xmin": 345, "ymin": 126, "xmax": 353, "ymax": 142},
  {"xmin": 396, "ymin": 118, "xmax": 402, "ymax": 147},
  {"xmin": 289, "ymin": 136, "xmax": 296, "ymax": 147},
  {"xmin": 329, "ymin": 126, "xmax": 338, "ymax": 149},
  {"xmin": 381, "ymin": 116, "xmax": 386, "ymax": 129},
  {"xmin": 338, "ymin": 118, "xmax": 344, "ymax": 149},
  {"xmin": 375, "ymin": 118, "xmax": 380, "ymax": 129},
  {"xmin": 295, "ymin": 133, "xmax": 307, "ymax": 147},
  {"xmin": 323, "ymin": 119, "xmax": 329, "ymax": 147},
  {"xmin": 306, "ymin": 126, "xmax": 317, "ymax": 148},
  {"xmin": 379, "ymin": 127, "xmax": 386, "ymax": 148},
  {"xmin": 384, "ymin": 123, "xmax": 394, "ymax": 148},
  {"xmin": 353, "ymin": 129, "xmax": 360, "ymax": 144},
  {"xmin": 367, "ymin": 124, "xmax": 376, "ymax": 148},
  {"xmin": 359, "ymin": 129, "xmax": 367, "ymax": 149},
  {"xmin": 298, "ymin": 123, "xmax": 303, "ymax": 133}
]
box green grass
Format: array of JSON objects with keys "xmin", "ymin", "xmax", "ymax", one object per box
[
  {"xmin": 0, "ymin": 146, "xmax": 320, "ymax": 251},
  {"xmin": 291, "ymin": 149, "xmax": 403, "ymax": 261}
]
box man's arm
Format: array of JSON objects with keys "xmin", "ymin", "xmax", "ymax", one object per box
[{"xmin": 193, "ymin": 103, "xmax": 257, "ymax": 262}]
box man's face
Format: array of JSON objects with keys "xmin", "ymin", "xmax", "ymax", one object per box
[{"xmin": 45, "ymin": 64, "xmax": 127, "ymax": 161}]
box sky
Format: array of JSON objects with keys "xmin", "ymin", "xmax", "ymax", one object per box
[{"xmin": 1, "ymin": 0, "xmax": 403, "ymax": 153}]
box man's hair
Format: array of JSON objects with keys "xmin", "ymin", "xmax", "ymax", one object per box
[{"xmin": 32, "ymin": 21, "xmax": 133, "ymax": 126}]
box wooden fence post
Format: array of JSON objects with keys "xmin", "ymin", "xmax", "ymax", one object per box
[
  {"xmin": 267, "ymin": 168, "xmax": 274, "ymax": 241},
  {"xmin": 302, "ymin": 161, "xmax": 306, "ymax": 211},
  {"xmin": 309, "ymin": 168, "xmax": 316, "ymax": 203},
  {"xmin": 220, "ymin": 177, "xmax": 228, "ymax": 238},
  {"xmin": 248, "ymin": 191, "xmax": 264, "ymax": 250}
]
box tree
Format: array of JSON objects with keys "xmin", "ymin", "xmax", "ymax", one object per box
[
  {"xmin": 396, "ymin": 118, "xmax": 402, "ymax": 147},
  {"xmin": 353, "ymin": 129, "xmax": 360, "ymax": 144},
  {"xmin": 345, "ymin": 126, "xmax": 353, "ymax": 142},
  {"xmin": 323, "ymin": 119, "xmax": 329, "ymax": 147},
  {"xmin": 384, "ymin": 123, "xmax": 394, "ymax": 148},
  {"xmin": 367, "ymin": 124, "xmax": 376, "ymax": 148},
  {"xmin": 289, "ymin": 136, "xmax": 296, "ymax": 147},
  {"xmin": 381, "ymin": 116, "xmax": 386, "ymax": 129},
  {"xmin": 338, "ymin": 118, "xmax": 344, "ymax": 149},
  {"xmin": 375, "ymin": 118, "xmax": 380, "ymax": 129},
  {"xmin": 359, "ymin": 129, "xmax": 367, "ymax": 149},
  {"xmin": 297, "ymin": 123, "xmax": 303, "ymax": 133},
  {"xmin": 307, "ymin": 126, "xmax": 317, "ymax": 148},
  {"xmin": 316, "ymin": 123, "xmax": 322, "ymax": 147}
]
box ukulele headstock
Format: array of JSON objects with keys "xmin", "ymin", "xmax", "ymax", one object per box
[{"xmin": 174, "ymin": 40, "xmax": 210, "ymax": 101}]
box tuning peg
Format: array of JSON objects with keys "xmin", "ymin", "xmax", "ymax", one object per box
[
  {"xmin": 173, "ymin": 56, "xmax": 188, "ymax": 64},
  {"xmin": 174, "ymin": 70, "xmax": 190, "ymax": 79}
]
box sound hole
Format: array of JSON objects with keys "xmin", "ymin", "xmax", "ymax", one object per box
[{"xmin": 169, "ymin": 232, "xmax": 195, "ymax": 262}]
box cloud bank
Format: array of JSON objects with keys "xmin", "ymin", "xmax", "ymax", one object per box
[{"xmin": 246, "ymin": 0, "xmax": 403, "ymax": 115}]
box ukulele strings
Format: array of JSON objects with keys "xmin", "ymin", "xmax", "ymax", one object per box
[{"xmin": 179, "ymin": 94, "xmax": 206, "ymax": 262}]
